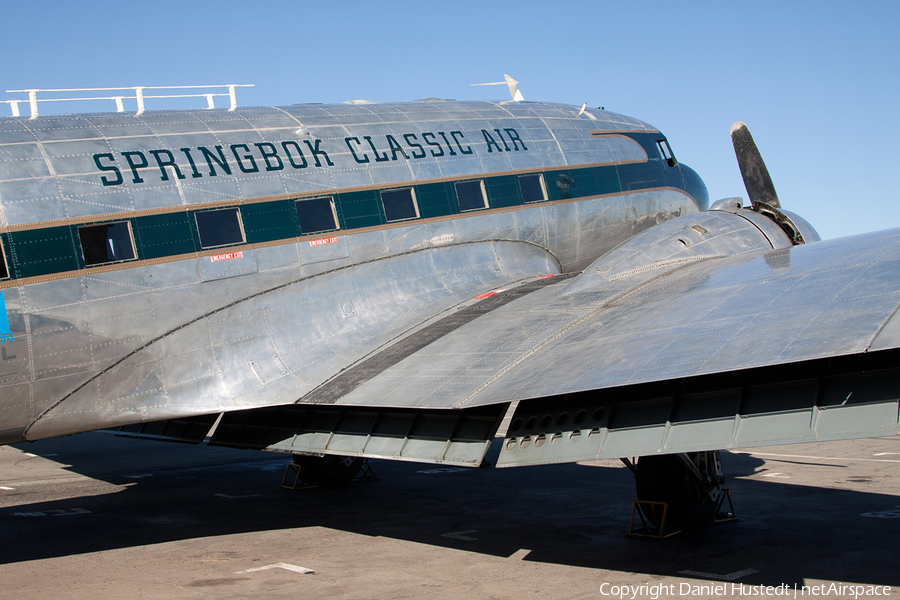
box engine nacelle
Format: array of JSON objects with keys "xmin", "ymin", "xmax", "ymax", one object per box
[
  {"xmin": 564, "ymin": 202, "xmax": 821, "ymax": 295},
  {"xmin": 709, "ymin": 197, "xmax": 821, "ymax": 245}
]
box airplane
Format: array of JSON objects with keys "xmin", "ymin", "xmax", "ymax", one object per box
[{"xmin": 1, "ymin": 83, "xmax": 899, "ymax": 532}]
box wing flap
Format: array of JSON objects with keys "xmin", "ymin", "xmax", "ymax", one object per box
[
  {"xmin": 496, "ymin": 349, "xmax": 900, "ymax": 466},
  {"xmin": 209, "ymin": 403, "xmax": 508, "ymax": 467}
]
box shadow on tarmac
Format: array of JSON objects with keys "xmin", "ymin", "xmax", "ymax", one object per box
[{"xmin": 2, "ymin": 432, "xmax": 898, "ymax": 589}]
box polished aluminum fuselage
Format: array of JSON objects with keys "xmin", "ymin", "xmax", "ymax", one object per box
[{"xmin": 0, "ymin": 100, "xmax": 700, "ymax": 442}]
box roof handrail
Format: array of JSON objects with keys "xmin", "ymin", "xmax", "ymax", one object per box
[{"xmin": 2, "ymin": 84, "xmax": 254, "ymax": 119}]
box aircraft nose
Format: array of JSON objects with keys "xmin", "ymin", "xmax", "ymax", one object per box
[{"xmin": 679, "ymin": 163, "xmax": 709, "ymax": 211}]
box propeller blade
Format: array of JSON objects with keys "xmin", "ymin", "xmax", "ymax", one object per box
[{"xmin": 731, "ymin": 121, "xmax": 781, "ymax": 209}]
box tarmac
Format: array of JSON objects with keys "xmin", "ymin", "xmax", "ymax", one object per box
[{"xmin": 1, "ymin": 431, "xmax": 899, "ymax": 599}]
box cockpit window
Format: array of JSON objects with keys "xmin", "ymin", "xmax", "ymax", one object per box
[
  {"xmin": 381, "ymin": 188, "xmax": 419, "ymax": 222},
  {"xmin": 455, "ymin": 180, "xmax": 488, "ymax": 211},
  {"xmin": 656, "ymin": 139, "xmax": 677, "ymax": 167},
  {"xmin": 296, "ymin": 196, "xmax": 339, "ymax": 234},
  {"xmin": 519, "ymin": 173, "xmax": 547, "ymax": 203},
  {"xmin": 194, "ymin": 208, "xmax": 245, "ymax": 249},
  {"xmin": 78, "ymin": 221, "xmax": 137, "ymax": 266}
]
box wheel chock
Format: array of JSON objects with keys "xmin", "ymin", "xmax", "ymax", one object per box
[
  {"xmin": 711, "ymin": 488, "xmax": 738, "ymax": 524},
  {"xmin": 280, "ymin": 463, "xmax": 319, "ymax": 490},
  {"xmin": 627, "ymin": 500, "xmax": 681, "ymax": 538}
]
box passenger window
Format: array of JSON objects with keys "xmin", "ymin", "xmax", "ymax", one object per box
[
  {"xmin": 455, "ymin": 180, "xmax": 488, "ymax": 211},
  {"xmin": 195, "ymin": 208, "xmax": 245, "ymax": 249},
  {"xmin": 78, "ymin": 221, "xmax": 136, "ymax": 266},
  {"xmin": 656, "ymin": 139, "xmax": 677, "ymax": 167},
  {"xmin": 0, "ymin": 239, "xmax": 8, "ymax": 279},
  {"xmin": 296, "ymin": 196, "xmax": 339, "ymax": 234},
  {"xmin": 519, "ymin": 174, "xmax": 547, "ymax": 203},
  {"xmin": 381, "ymin": 188, "xmax": 419, "ymax": 222}
]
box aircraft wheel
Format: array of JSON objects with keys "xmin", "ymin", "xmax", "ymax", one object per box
[
  {"xmin": 635, "ymin": 451, "xmax": 723, "ymax": 531},
  {"xmin": 292, "ymin": 454, "xmax": 363, "ymax": 488}
]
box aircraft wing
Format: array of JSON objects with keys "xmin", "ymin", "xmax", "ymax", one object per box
[
  {"xmin": 20, "ymin": 208, "xmax": 900, "ymax": 468},
  {"xmin": 270, "ymin": 221, "xmax": 900, "ymax": 467},
  {"xmin": 177, "ymin": 214, "xmax": 894, "ymax": 466},
  {"xmin": 328, "ymin": 228, "xmax": 900, "ymax": 410},
  {"xmin": 8, "ymin": 104, "xmax": 898, "ymax": 469}
]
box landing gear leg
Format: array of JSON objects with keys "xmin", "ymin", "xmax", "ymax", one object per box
[{"xmin": 633, "ymin": 451, "xmax": 725, "ymax": 531}]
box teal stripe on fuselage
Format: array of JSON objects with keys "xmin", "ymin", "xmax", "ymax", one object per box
[{"xmin": 0, "ymin": 134, "xmax": 680, "ymax": 282}]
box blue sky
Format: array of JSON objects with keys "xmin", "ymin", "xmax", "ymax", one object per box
[{"xmin": 2, "ymin": 0, "xmax": 897, "ymax": 239}]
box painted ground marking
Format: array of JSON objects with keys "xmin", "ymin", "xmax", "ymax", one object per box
[
  {"xmin": 441, "ymin": 530, "xmax": 478, "ymax": 541},
  {"xmin": 236, "ymin": 563, "xmax": 314, "ymax": 575},
  {"xmin": 678, "ymin": 568, "xmax": 760, "ymax": 581}
]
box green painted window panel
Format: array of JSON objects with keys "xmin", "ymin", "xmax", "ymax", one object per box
[
  {"xmin": 596, "ymin": 166, "xmax": 622, "ymax": 195},
  {"xmin": 337, "ymin": 190, "xmax": 383, "ymax": 229},
  {"xmin": 485, "ymin": 176, "xmax": 521, "ymax": 208},
  {"xmin": 415, "ymin": 182, "xmax": 455, "ymax": 219},
  {"xmin": 242, "ymin": 201, "xmax": 299, "ymax": 243},
  {"xmin": 133, "ymin": 212, "xmax": 197, "ymax": 259},
  {"xmin": 617, "ymin": 163, "xmax": 666, "ymax": 192},
  {"xmin": 544, "ymin": 167, "xmax": 620, "ymax": 202},
  {"xmin": 547, "ymin": 169, "xmax": 585, "ymax": 201},
  {"xmin": 8, "ymin": 226, "xmax": 79, "ymax": 277}
]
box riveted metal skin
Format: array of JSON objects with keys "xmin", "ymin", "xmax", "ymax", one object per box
[
  {"xmin": 0, "ymin": 101, "xmax": 669, "ymax": 229},
  {"xmin": 1, "ymin": 100, "xmax": 898, "ymax": 472},
  {"xmin": 313, "ymin": 215, "xmax": 900, "ymax": 412},
  {"xmin": 0, "ymin": 100, "xmax": 700, "ymax": 445}
]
